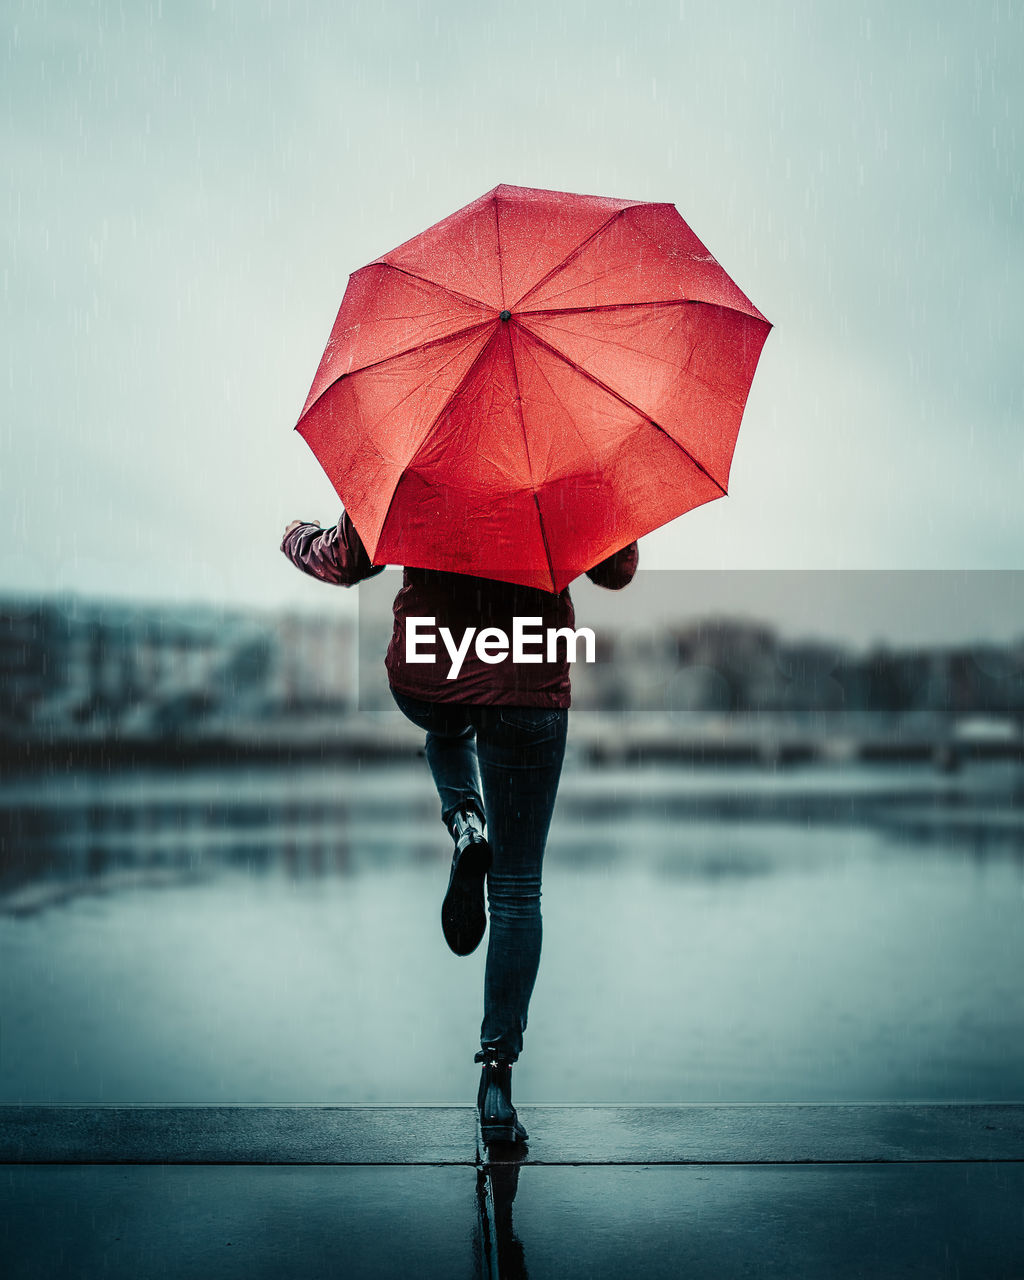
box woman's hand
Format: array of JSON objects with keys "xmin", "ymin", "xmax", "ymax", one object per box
[{"xmin": 283, "ymin": 518, "xmax": 321, "ymax": 540}]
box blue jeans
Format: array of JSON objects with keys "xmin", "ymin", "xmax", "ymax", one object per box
[{"xmin": 390, "ymin": 689, "xmax": 568, "ymax": 1062}]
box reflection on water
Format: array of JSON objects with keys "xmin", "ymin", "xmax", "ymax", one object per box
[
  {"xmin": 481, "ymin": 1163, "xmax": 529, "ymax": 1280},
  {"xmin": 1, "ymin": 762, "xmax": 1022, "ymax": 1105}
]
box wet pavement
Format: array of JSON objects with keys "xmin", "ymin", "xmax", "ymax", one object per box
[{"xmin": 2, "ymin": 1105, "xmax": 1023, "ymax": 1278}]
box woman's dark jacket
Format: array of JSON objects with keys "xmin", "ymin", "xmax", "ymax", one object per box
[{"xmin": 281, "ymin": 512, "xmax": 638, "ymax": 708}]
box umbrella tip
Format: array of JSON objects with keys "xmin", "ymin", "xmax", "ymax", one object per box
[{"xmin": 499, "ymin": 310, "xmax": 512, "ymax": 322}]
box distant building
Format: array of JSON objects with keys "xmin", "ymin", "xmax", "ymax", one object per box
[
  {"xmin": 0, "ymin": 595, "xmax": 356, "ymax": 741},
  {"xmin": 3, "ymin": 594, "xmax": 1021, "ymax": 746}
]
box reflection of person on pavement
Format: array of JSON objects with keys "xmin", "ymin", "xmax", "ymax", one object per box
[
  {"xmin": 281, "ymin": 510, "xmax": 637, "ymax": 1144},
  {"xmin": 481, "ymin": 1162, "xmax": 529, "ymax": 1278}
]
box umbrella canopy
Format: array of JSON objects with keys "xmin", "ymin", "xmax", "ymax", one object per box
[{"xmin": 295, "ymin": 184, "xmax": 771, "ymax": 593}]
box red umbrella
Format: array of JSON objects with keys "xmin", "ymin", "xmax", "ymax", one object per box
[{"xmin": 295, "ymin": 184, "xmax": 771, "ymax": 593}]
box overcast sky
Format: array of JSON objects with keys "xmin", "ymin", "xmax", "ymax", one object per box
[{"xmin": 3, "ymin": 1, "xmax": 1022, "ymax": 641}]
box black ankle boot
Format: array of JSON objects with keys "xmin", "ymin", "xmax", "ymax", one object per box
[
  {"xmin": 476, "ymin": 1053, "xmax": 528, "ymax": 1145},
  {"xmin": 441, "ymin": 804, "xmax": 490, "ymax": 956}
]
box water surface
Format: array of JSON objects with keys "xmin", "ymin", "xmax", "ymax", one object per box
[{"xmin": 1, "ymin": 762, "xmax": 1022, "ymax": 1104}]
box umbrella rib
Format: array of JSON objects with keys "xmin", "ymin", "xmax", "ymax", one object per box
[
  {"xmin": 510, "ymin": 208, "xmax": 631, "ymax": 310},
  {"xmin": 380, "ymin": 264, "xmax": 496, "ymax": 312},
  {"xmin": 517, "ymin": 323, "xmax": 729, "ymax": 497},
  {"xmin": 531, "ymin": 493, "xmax": 557, "ymax": 594},
  {"xmin": 373, "ymin": 332, "xmax": 506, "ymax": 558},
  {"xmin": 518, "ymin": 299, "xmax": 740, "ymax": 317},
  {"xmin": 503, "ymin": 326, "xmax": 556, "ymax": 593},
  {"xmin": 526, "ymin": 309, "xmax": 769, "ymax": 415},
  {"xmin": 405, "ymin": 327, "xmax": 504, "ymax": 464},
  {"xmin": 374, "ymin": 328, "xmax": 508, "ymax": 567},
  {"xmin": 492, "ymin": 195, "xmax": 507, "ymax": 307},
  {"xmin": 300, "ymin": 320, "xmax": 495, "ymax": 418}
]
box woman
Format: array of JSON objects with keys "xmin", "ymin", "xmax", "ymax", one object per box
[{"xmin": 281, "ymin": 511, "xmax": 637, "ymax": 1144}]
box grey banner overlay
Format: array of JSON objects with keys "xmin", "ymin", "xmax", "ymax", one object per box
[{"xmin": 355, "ymin": 569, "xmax": 1024, "ymax": 713}]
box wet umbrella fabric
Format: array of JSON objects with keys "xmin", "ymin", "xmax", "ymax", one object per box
[{"xmin": 295, "ymin": 184, "xmax": 771, "ymax": 593}]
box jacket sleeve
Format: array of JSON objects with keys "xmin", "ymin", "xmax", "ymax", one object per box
[
  {"xmin": 584, "ymin": 541, "xmax": 639, "ymax": 590},
  {"xmin": 280, "ymin": 510, "xmax": 387, "ymax": 587}
]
